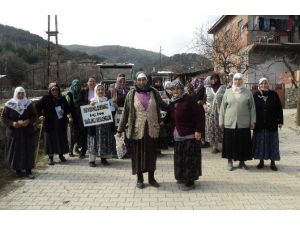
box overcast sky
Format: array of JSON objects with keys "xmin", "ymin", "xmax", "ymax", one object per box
[
  {"xmin": 0, "ymin": 0, "xmax": 298, "ymax": 56},
  {"xmin": 0, "ymin": 0, "xmax": 221, "ymax": 56}
]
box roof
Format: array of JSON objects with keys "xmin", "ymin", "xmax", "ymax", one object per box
[
  {"xmin": 96, "ymin": 63, "xmax": 134, "ymax": 69},
  {"xmin": 208, "ymin": 15, "xmax": 231, "ymax": 34}
]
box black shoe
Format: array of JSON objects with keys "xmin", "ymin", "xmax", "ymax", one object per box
[
  {"xmin": 149, "ymin": 179, "xmax": 160, "ymax": 188},
  {"xmin": 69, "ymin": 152, "xmax": 75, "ymax": 157},
  {"xmin": 25, "ymin": 170, "xmax": 35, "ymax": 180},
  {"xmin": 59, "ymin": 155, "xmax": 67, "ymax": 162},
  {"xmin": 101, "ymin": 158, "xmax": 110, "ymax": 166},
  {"xmin": 256, "ymin": 161, "xmax": 264, "ymax": 169},
  {"xmin": 15, "ymin": 170, "xmax": 23, "ymax": 177},
  {"xmin": 48, "ymin": 157, "xmax": 55, "ymax": 166},
  {"xmin": 182, "ymin": 181, "xmax": 195, "ymax": 191},
  {"xmin": 136, "ymin": 181, "xmax": 145, "ymax": 189},
  {"xmin": 238, "ymin": 161, "xmax": 248, "ymax": 170},
  {"xmin": 271, "ymin": 164, "xmax": 278, "ymax": 171},
  {"xmin": 176, "ymin": 180, "xmax": 185, "ymax": 184},
  {"xmin": 89, "ymin": 161, "xmax": 96, "ymax": 167},
  {"xmin": 79, "ymin": 155, "xmax": 85, "ymax": 159}
]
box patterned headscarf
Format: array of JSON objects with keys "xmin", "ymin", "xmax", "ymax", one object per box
[
  {"xmin": 153, "ymin": 77, "xmax": 163, "ymax": 91},
  {"xmin": 191, "ymin": 77, "xmax": 204, "ymax": 94},
  {"xmin": 170, "ymin": 80, "xmax": 185, "ymax": 102},
  {"xmin": 48, "ymin": 82, "xmax": 61, "ymax": 96}
]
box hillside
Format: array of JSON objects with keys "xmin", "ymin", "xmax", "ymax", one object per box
[{"xmin": 65, "ymin": 45, "xmax": 212, "ymax": 73}]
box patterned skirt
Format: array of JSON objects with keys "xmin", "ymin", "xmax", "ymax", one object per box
[
  {"xmin": 174, "ymin": 139, "xmax": 202, "ymax": 182},
  {"xmin": 222, "ymin": 128, "xmax": 252, "ymax": 161},
  {"xmin": 87, "ymin": 123, "xmax": 114, "ymax": 158},
  {"xmin": 252, "ymin": 129, "xmax": 280, "ymax": 161}
]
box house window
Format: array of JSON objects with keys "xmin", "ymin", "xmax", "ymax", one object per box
[{"xmin": 238, "ymin": 20, "xmax": 243, "ymax": 39}]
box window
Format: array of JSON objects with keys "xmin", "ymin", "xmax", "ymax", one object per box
[{"xmin": 238, "ymin": 20, "xmax": 243, "ymax": 39}]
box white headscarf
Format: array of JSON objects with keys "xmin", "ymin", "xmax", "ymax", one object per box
[
  {"xmin": 231, "ymin": 73, "xmax": 245, "ymax": 93},
  {"xmin": 258, "ymin": 77, "xmax": 268, "ymax": 86},
  {"xmin": 91, "ymin": 83, "xmax": 107, "ymax": 103},
  {"xmin": 5, "ymin": 87, "xmax": 32, "ymax": 115}
]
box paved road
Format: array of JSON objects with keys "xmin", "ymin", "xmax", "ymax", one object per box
[{"xmin": 0, "ymin": 109, "xmax": 300, "ymax": 209}]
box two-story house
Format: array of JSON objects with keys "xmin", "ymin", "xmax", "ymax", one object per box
[{"xmin": 208, "ymin": 15, "xmax": 300, "ymax": 86}]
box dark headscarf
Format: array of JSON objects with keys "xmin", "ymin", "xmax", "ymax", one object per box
[
  {"xmin": 191, "ymin": 77, "xmax": 204, "ymax": 94},
  {"xmin": 153, "ymin": 77, "xmax": 163, "ymax": 91},
  {"xmin": 210, "ymin": 73, "xmax": 221, "ymax": 91}
]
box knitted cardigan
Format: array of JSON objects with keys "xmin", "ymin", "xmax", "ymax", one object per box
[{"xmin": 117, "ymin": 87, "xmax": 168, "ymax": 139}]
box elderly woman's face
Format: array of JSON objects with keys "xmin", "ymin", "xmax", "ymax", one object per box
[
  {"xmin": 96, "ymin": 86, "xmax": 105, "ymax": 97},
  {"xmin": 51, "ymin": 87, "xmax": 59, "ymax": 98},
  {"xmin": 233, "ymin": 77, "xmax": 243, "ymax": 87},
  {"xmin": 259, "ymin": 81, "xmax": 269, "ymax": 91},
  {"xmin": 210, "ymin": 77, "xmax": 218, "ymax": 84},
  {"xmin": 17, "ymin": 92, "xmax": 25, "ymax": 100},
  {"xmin": 136, "ymin": 77, "xmax": 147, "ymax": 87},
  {"xmin": 171, "ymin": 87, "xmax": 182, "ymax": 97},
  {"xmin": 87, "ymin": 78, "xmax": 96, "ymax": 89}
]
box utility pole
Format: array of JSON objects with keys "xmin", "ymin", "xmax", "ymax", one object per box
[
  {"xmin": 46, "ymin": 15, "xmax": 59, "ymax": 84},
  {"xmin": 297, "ymin": 71, "xmax": 300, "ymax": 126},
  {"xmin": 159, "ymin": 46, "xmax": 162, "ymax": 70}
]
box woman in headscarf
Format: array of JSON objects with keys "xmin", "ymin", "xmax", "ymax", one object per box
[
  {"xmin": 66, "ymin": 79, "xmax": 86, "ymax": 157},
  {"xmin": 107, "ymin": 73, "xmax": 129, "ymax": 157},
  {"xmin": 87, "ymin": 83, "xmax": 114, "ymax": 167},
  {"xmin": 252, "ymin": 78, "xmax": 283, "ymax": 171},
  {"xmin": 153, "ymin": 76, "xmax": 163, "ymax": 91},
  {"xmin": 117, "ymin": 71, "xmax": 167, "ymax": 189},
  {"xmin": 219, "ymin": 73, "xmax": 256, "ymax": 171},
  {"xmin": 163, "ymin": 80, "xmax": 205, "ymax": 191},
  {"xmin": 77, "ymin": 77, "xmax": 97, "ymax": 159},
  {"xmin": 1, "ymin": 87, "xmax": 37, "ymax": 179},
  {"xmin": 190, "ymin": 77, "xmax": 206, "ymax": 104},
  {"xmin": 206, "ymin": 73, "xmax": 227, "ymax": 153},
  {"xmin": 35, "ymin": 83, "xmax": 73, "ymax": 165}
]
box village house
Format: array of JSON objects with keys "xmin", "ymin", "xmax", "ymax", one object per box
[
  {"xmin": 208, "ymin": 15, "xmax": 300, "ymax": 86},
  {"xmin": 208, "ymin": 15, "xmax": 300, "ymax": 108}
]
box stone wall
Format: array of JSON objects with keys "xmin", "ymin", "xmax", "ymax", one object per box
[{"xmin": 285, "ymin": 88, "xmax": 299, "ymax": 109}]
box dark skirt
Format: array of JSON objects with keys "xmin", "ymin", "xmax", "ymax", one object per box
[
  {"xmin": 129, "ymin": 125, "xmax": 159, "ymax": 175},
  {"xmin": 252, "ymin": 129, "xmax": 280, "ymax": 161},
  {"xmin": 222, "ymin": 128, "xmax": 252, "ymax": 161},
  {"xmin": 44, "ymin": 120, "xmax": 69, "ymax": 155},
  {"xmin": 5, "ymin": 126, "xmax": 35, "ymax": 170},
  {"xmin": 174, "ymin": 139, "xmax": 202, "ymax": 182}
]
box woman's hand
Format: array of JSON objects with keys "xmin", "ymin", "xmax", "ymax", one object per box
[
  {"xmin": 67, "ymin": 114, "xmax": 73, "ymax": 124},
  {"xmin": 12, "ymin": 121, "xmax": 21, "ymax": 128},
  {"xmin": 219, "ymin": 124, "xmax": 224, "ymax": 129},
  {"xmin": 21, "ymin": 119, "xmax": 30, "ymax": 127},
  {"xmin": 90, "ymin": 101, "xmax": 96, "ymax": 106},
  {"xmin": 278, "ymin": 124, "xmax": 283, "ymax": 129},
  {"xmin": 195, "ymin": 132, "xmax": 201, "ymax": 141},
  {"xmin": 160, "ymin": 121, "xmax": 165, "ymax": 126},
  {"xmin": 39, "ymin": 116, "xmax": 45, "ymax": 122}
]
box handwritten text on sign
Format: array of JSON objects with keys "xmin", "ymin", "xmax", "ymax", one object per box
[{"xmin": 80, "ymin": 102, "xmax": 113, "ymax": 127}]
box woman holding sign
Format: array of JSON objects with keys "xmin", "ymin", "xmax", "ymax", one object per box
[
  {"xmin": 35, "ymin": 83, "xmax": 73, "ymax": 165},
  {"xmin": 117, "ymin": 72, "xmax": 168, "ymax": 189},
  {"xmin": 87, "ymin": 84, "xmax": 114, "ymax": 167}
]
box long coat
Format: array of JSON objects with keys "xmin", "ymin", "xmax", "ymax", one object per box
[{"xmin": 1, "ymin": 104, "xmax": 37, "ymax": 170}]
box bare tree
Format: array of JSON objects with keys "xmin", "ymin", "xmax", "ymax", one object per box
[{"xmin": 193, "ymin": 23, "xmax": 248, "ymax": 75}]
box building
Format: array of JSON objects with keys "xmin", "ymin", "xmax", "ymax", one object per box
[{"xmin": 208, "ymin": 15, "xmax": 300, "ymax": 86}]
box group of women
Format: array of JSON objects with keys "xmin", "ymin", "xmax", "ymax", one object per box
[{"xmin": 1, "ymin": 71, "xmax": 283, "ymax": 191}]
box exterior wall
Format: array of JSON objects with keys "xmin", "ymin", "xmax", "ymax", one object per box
[{"xmin": 248, "ymin": 49, "xmax": 299, "ymax": 84}]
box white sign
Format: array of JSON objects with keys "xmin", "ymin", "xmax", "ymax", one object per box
[
  {"xmin": 115, "ymin": 107, "xmax": 124, "ymax": 127},
  {"xmin": 80, "ymin": 102, "xmax": 113, "ymax": 127}
]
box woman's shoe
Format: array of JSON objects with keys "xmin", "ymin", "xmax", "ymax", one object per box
[
  {"xmin": 256, "ymin": 160, "xmax": 264, "ymax": 169},
  {"xmin": 101, "ymin": 158, "xmax": 110, "ymax": 166},
  {"xmin": 59, "ymin": 155, "xmax": 67, "ymax": 162},
  {"xmin": 48, "ymin": 157, "xmax": 55, "ymax": 165},
  {"xmin": 89, "ymin": 161, "xmax": 96, "ymax": 167}
]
